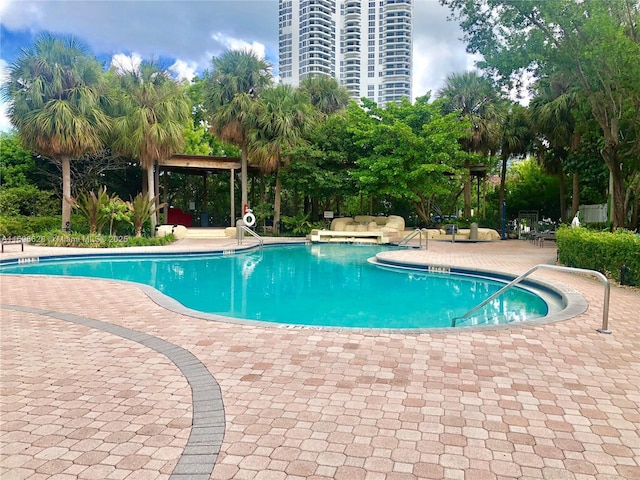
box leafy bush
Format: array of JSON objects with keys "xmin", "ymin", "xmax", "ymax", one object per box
[
  {"xmin": 68, "ymin": 187, "xmax": 110, "ymax": 234},
  {"xmin": 127, "ymin": 193, "xmax": 165, "ymax": 237},
  {"xmin": 30, "ymin": 231, "xmax": 176, "ymax": 248},
  {"xmin": 0, "ymin": 215, "xmax": 59, "ymax": 237},
  {"xmin": 557, "ymin": 227, "xmax": 640, "ymax": 286},
  {"xmin": 281, "ymin": 213, "xmax": 317, "ymax": 236},
  {"xmin": 0, "ymin": 186, "xmax": 58, "ymax": 216},
  {"xmin": 0, "ymin": 214, "xmax": 90, "ymax": 237}
]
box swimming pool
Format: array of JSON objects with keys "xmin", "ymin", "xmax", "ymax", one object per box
[{"xmin": 1, "ymin": 244, "xmax": 552, "ymax": 329}]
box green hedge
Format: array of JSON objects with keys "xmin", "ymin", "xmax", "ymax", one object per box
[
  {"xmin": 0, "ymin": 215, "xmax": 90, "ymax": 237},
  {"xmin": 557, "ymin": 227, "xmax": 640, "ymax": 286},
  {"xmin": 30, "ymin": 231, "xmax": 176, "ymax": 248},
  {"xmin": 0, "ymin": 215, "xmax": 172, "ymax": 248},
  {"xmin": 0, "ymin": 186, "xmax": 58, "ymax": 217}
]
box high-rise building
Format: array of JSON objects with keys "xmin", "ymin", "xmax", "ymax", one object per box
[{"xmin": 279, "ymin": 0, "xmax": 412, "ymax": 107}]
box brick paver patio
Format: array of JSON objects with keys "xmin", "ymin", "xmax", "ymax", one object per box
[{"xmin": 1, "ymin": 239, "xmax": 638, "ymax": 479}]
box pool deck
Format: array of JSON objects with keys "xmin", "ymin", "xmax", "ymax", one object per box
[{"xmin": 1, "ymin": 238, "xmax": 639, "ymax": 480}]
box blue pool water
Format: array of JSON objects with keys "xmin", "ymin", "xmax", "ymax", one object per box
[{"xmin": 1, "ymin": 244, "xmax": 549, "ymax": 328}]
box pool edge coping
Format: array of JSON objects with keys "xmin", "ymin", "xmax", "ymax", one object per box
[{"xmin": 0, "ymin": 243, "xmax": 590, "ymax": 334}]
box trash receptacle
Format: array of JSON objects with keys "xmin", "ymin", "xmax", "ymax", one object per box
[
  {"xmin": 200, "ymin": 211, "xmax": 209, "ymax": 227},
  {"xmin": 445, "ymin": 224, "xmax": 458, "ymax": 235},
  {"xmin": 470, "ymin": 222, "xmax": 478, "ymax": 240}
]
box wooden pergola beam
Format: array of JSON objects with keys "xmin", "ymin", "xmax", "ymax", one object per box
[{"xmin": 159, "ymin": 154, "xmax": 242, "ymax": 170}]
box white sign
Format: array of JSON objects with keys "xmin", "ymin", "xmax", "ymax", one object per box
[{"xmin": 324, "ymin": 211, "xmax": 334, "ymax": 219}]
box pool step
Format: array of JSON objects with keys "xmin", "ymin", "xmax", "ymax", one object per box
[{"xmin": 185, "ymin": 228, "xmax": 229, "ymax": 239}]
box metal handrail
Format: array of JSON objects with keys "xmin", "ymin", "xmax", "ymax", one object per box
[
  {"xmin": 398, "ymin": 229, "xmax": 420, "ymax": 246},
  {"xmin": 237, "ymin": 225, "xmax": 264, "ymax": 247},
  {"xmin": 398, "ymin": 228, "xmax": 429, "ymax": 249},
  {"xmin": 451, "ymin": 264, "xmax": 611, "ymax": 333}
]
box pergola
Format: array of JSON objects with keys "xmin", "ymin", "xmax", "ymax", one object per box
[{"xmin": 157, "ymin": 154, "xmax": 257, "ymax": 227}]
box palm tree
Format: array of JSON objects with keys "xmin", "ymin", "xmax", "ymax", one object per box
[
  {"xmin": 4, "ymin": 33, "xmax": 110, "ymax": 230},
  {"xmin": 203, "ymin": 50, "xmax": 272, "ymax": 214},
  {"xmin": 251, "ymin": 84, "xmax": 317, "ymax": 233},
  {"xmin": 497, "ymin": 104, "xmax": 535, "ymax": 221},
  {"xmin": 110, "ymin": 61, "xmax": 191, "ymax": 231},
  {"xmin": 438, "ymin": 72, "xmax": 502, "ymax": 217},
  {"xmin": 529, "ymin": 77, "xmax": 580, "ymax": 221},
  {"xmin": 299, "ymin": 74, "xmax": 351, "ymax": 116}
]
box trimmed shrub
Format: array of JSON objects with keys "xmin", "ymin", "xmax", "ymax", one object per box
[
  {"xmin": 0, "ymin": 186, "xmax": 58, "ymax": 217},
  {"xmin": 557, "ymin": 227, "xmax": 640, "ymax": 286},
  {"xmin": 30, "ymin": 231, "xmax": 176, "ymax": 248},
  {"xmin": 0, "ymin": 214, "xmax": 90, "ymax": 237},
  {"xmin": 0, "ymin": 215, "xmax": 59, "ymax": 237}
]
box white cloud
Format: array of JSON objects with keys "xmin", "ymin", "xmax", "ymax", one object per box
[
  {"xmin": 170, "ymin": 59, "xmax": 198, "ymax": 83},
  {"xmin": 211, "ymin": 33, "xmax": 266, "ymax": 59},
  {"xmin": 0, "ymin": 0, "xmax": 45, "ymax": 30},
  {"xmin": 110, "ymin": 53, "xmax": 143, "ymax": 74},
  {"xmin": 0, "ymin": 0, "xmax": 487, "ymax": 106},
  {"xmin": 0, "ymin": 59, "xmax": 13, "ymax": 132},
  {"xmin": 412, "ymin": 37, "xmax": 476, "ymax": 100}
]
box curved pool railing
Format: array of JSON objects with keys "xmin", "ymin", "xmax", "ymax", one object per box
[
  {"xmin": 398, "ymin": 228, "xmax": 429, "ymax": 250},
  {"xmin": 452, "ymin": 264, "xmax": 611, "ymax": 333}
]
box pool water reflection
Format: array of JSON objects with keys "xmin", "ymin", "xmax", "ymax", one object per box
[{"xmin": 1, "ymin": 244, "xmax": 549, "ymax": 328}]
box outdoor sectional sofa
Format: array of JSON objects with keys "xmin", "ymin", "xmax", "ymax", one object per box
[{"xmin": 309, "ymin": 215, "xmax": 406, "ymax": 244}]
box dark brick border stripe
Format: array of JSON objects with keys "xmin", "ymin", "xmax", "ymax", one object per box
[{"xmin": 1, "ymin": 304, "xmax": 225, "ymax": 480}]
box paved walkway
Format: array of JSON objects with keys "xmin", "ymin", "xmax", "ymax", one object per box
[{"xmin": 1, "ymin": 239, "xmax": 639, "ymax": 479}]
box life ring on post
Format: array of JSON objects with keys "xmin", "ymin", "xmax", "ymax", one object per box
[{"xmin": 243, "ymin": 210, "xmax": 256, "ymax": 227}]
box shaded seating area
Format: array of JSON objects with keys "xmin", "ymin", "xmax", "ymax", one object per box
[{"xmin": 309, "ymin": 215, "xmax": 406, "ymax": 244}]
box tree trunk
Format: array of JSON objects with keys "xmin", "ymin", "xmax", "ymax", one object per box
[
  {"xmin": 415, "ymin": 194, "xmax": 433, "ymax": 225},
  {"xmin": 241, "ymin": 145, "xmax": 248, "ymax": 211},
  {"xmin": 274, "ymin": 170, "xmax": 282, "ymax": 234},
  {"xmin": 632, "ymin": 191, "xmax": 639, "ymax": 231},
  {"xmin": 482, "ymin": 176, "xmax": 487, "ymax": 219},
  {"xmin": 498, "ymin": 154, "xmax": 507, "ymax": 221},
  {"xmin": 589, "ymin": 97, "xmax": 625, "ymax": 227},
  {"xmin": 463, "ymin": 173, "xmax": 472, "ymax": 218},
  {"xmin": 61, "ymin": 156, "xmax": 72, "ymax": 231},
  {"xmin": 146, "ymin": 166, "xmax": 157, "ymax": 232},
  {"xmin": 154, "ymin": 163, "xmax": 160, "ymax": 225},
  {"xmin": 558, "ymin": 171, "xmax": 567, "ymax": 222},
  {"xmin": 162, "ymin": 171, "xmax": 169, "ymax": 224},
  {"xmin": 631, "ymin": 174, "xmax": 640, "ymax": 231},
  {"xmin": 601, "ymin": 144, "xmax": 625, "ymax": 228},
  {"xmin": 571, "ymin": 173, "xmax": 580, "ymax": 217}
]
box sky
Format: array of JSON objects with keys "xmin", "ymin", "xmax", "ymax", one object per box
[{"xmin": 0, "ymin": 0, "xmax": 479, "ymax": 132}]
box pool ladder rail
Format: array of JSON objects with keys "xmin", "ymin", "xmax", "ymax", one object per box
[
  {"xmin": 398, "ymin": 228, "xmax": 429, "ymax": 249},
  {"xmin": 237, "ymin": 224, "xmax": 264, "ymax": 248},
  {"xmin": 452, "ymin": 264, "xmax": 611, "ymax": 333}
]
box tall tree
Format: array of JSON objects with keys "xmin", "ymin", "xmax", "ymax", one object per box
[
  {"xmin": 299, "ymin": 74, "xmax": 351, "ymax": 116},
  {"xmin": 4, "ymin": 33, "xmax": 110, "ymax": 230},
  {"xmin": 497, "ymin": 104, "xmax": 535, "ymax": 222},
  {"xmin": 251, "ymin": 84, "xmax": 317, "ymax": 233},
  {"xmin": 351, "ymin": 97, "xmax": 470, "ymax": 224},
  {"xmin": 529, "ymin": 76, "xmax": 580, "ymax": 220},
  {"xmin": 437, "ymin": 71, "xmax": 502, "ymax": 217},
  {"xmin": 203, "ymin": 50, "xmax": 272, "ymax": 214},
  {"xmin": 109, "ymin": 61, "xmax": 191, "ymax": 230},
  {"xmin": 441, "ymin": 0, "xmax": 640, "ymax": 227}
]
